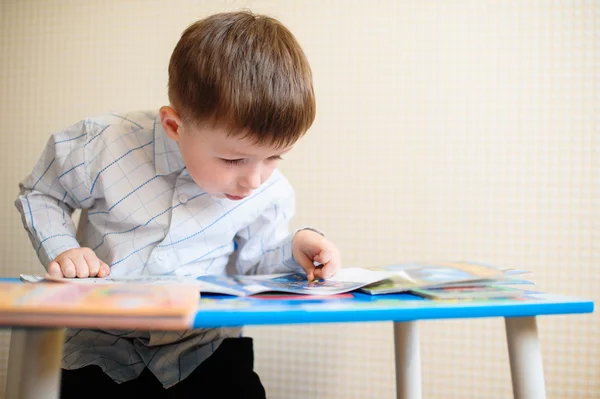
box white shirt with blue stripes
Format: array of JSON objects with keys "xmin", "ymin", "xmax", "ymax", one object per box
[{"xmin": 15, "ymin": 110, "xmax": 304, "ymax": 388}]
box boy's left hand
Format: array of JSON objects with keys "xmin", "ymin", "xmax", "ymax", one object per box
[{"xmin": 292, "ymin": 229, "xmax": 341, "ymax": 281}]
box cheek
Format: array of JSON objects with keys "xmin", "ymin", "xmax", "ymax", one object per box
[
  {"xmin": 184, "ymin": 156, "xmax": 230, "ymax": 189},
  {"xmin": 261, "ymin": 163, "xmax": 277, "ymax": 181},
  {"xmin": 203, "ymin": 165, "xmax": 231, "ymax": 184}
]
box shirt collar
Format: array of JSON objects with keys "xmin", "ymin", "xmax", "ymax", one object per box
[{"xmin": 153, "ymin": 116, "xmax": 186, "ymax": 176}]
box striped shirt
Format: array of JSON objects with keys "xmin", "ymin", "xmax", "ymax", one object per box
[{"xmin": 15, "ymin": 110, "xmax": 304, "ymax": 387}]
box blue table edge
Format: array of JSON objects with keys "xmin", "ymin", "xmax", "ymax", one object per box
[{"xmin": 192, "ymin": 291, "xmax": 594, "ymax": 328}]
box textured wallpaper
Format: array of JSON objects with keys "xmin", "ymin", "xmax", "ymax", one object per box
[{"xmin": 0, "ymin": 1, "xmax": 598, "ymax": 398}]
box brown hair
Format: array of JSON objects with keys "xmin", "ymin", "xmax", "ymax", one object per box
[{"xmin": 168, "ymin": 11, "xmax": 315, "ymax": 148}]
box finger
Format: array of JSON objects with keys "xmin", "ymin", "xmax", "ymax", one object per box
[
  {"xmin": 47, "ymin": 261, "xmax": 63, "ymax": 278},
  {"xmin": 315, "ymin": 254, "xmax": 341, "ymax": 280},
  {"xmin": 72, "ymin": 254, "xmax": 89, "ymax": 278},
  {"xmin": 313, "ymin": 249, "xmax": 333, "ymax": 266},
  {"xmin": 295, "ymin": 252, "xmax": 316, "ymax": 281},
  {"xmin": 61, "ymin": 258, "xmax": 77, "ymax": 278},
  {"xmin": 97, "ymin": 262, "xmax": 110, "ymax": 278},
  {"xmin": 315, "ymin": 264, "xmax": 335, "ymax": 279},
  {"xmin": 83, "ymin": 250, "xmax": 101, "ymax": 277}
]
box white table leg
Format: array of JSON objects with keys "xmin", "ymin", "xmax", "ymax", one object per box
[
  {"xmin": 394, "ymin": 321, "xmax": 422, "ymax": 399},
  {"xmin": 505, "ymin": 317, "xmax": 546, "ymax": 399},
  {"xmin": 5, "ymin": 327, "xmax": 65, "ymax": 399}
]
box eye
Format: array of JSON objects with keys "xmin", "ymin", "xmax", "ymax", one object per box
[
  {"xmin": 268, "ymin": 155, "xmax": 283, "ymax": 162},
  {"xmin": 221, "ymin": 158, "xmax": 245, "ymax": 166}
]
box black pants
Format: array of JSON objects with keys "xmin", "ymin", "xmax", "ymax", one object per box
[{"xmin": 60, "ymin": 337, "xmax": 266, "ymax": 399}]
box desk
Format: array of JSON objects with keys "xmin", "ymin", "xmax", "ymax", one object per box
[{"xmin": 3, "ymin": 283, "xmax": 594, "ymax": 399}]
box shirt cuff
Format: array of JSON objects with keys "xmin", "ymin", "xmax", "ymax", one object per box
[
  {"xmin": 35, "ymin": 230, "xmax": 81, "ymax": 269},
  {"xmin": 293, "ymin": 226, "xmax": 325, "ymax": 237}
]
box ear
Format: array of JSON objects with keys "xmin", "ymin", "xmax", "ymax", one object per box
[{"xmin": 159, "ymin": 106, "xmax": 183, "ymax": 142}]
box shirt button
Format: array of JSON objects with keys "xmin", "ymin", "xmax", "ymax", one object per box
[
  {"xmin": 156, "ymin": 252, "xmax": 166, "ymax": 261},
  {"xmin": 179, "ymin": 194, "xmax": 188, "ymax": 204}
]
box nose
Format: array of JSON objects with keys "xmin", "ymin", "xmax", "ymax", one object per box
[{"xmin": 240, "ymin": 167, "xmax": 261, "ymax": 190}]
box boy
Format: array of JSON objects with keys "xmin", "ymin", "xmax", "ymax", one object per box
[{"xmin": 15, "ymin": 11, "xmax": 341, "ymax": 398}]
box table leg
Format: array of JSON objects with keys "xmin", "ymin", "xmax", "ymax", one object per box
[
  {"xmin": 394, "ymin": 321, "xmax": 422, "ymax": 399},
  {"xmin": 5, "ymin": 327, "xmax": 65, "ymax": 399},
  {"xmin": 504, "ymin": 317, "xmax": 546, "ymax": 399}
]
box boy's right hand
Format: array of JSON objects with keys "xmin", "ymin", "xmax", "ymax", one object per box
[{"xmin": 47, "ymin": 248, "xmax": 110, "ymax": 278}]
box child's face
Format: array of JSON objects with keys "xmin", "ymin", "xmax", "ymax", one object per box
[{"xmin": 160, "ymin": 107, "xmax": 292, "ymax": 200}]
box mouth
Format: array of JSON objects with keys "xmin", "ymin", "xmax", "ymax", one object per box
[{"xmin": 225, "ymin": 194, "xmax": 247, "ymax": 201}]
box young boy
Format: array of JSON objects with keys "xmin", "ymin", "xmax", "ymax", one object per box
[{"xmin": 15, "ymin": 11, "xmax": 341, "ymax": 398}]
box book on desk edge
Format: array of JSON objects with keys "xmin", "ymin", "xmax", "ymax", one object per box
[
  {"xmin": 410, "ymin": 284, "xmax": 526, "ymax": 300},
  {"xmin": 0, "ymin": 281, "xmax": 199, "ymax": 330}
]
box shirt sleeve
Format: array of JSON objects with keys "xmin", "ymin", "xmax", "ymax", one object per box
[
  {"xmin": 15, "ymin": 120, "xmax": 96, "ymax": 269},
  {"xmin": 232, "ymin": 177, "xmax": 320, "ymax": 276}
]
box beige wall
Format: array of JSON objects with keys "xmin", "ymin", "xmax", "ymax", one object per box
[{"xmin": 1, "ymin": 1, "xmax": 598, "ymax": 398}]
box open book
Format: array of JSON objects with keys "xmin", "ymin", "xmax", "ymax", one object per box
[
  {"xmin": 360, "ymin": 261, "xmax": 532, "ymax": 297},
  {"xmin": 0, "ymin": 281, "xmax": 199, "ymax": 330},
  {"xmin": 20, "ymin": 267, "xmax": 397, "ymax": 297},
  {"xmin": 20, "ymin": 262, "xmax": 531, "ymax": 299}
]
